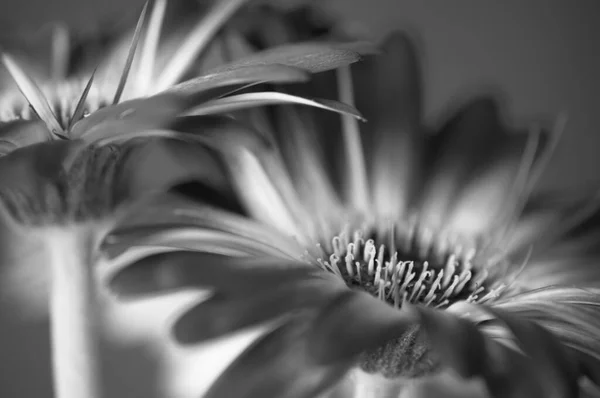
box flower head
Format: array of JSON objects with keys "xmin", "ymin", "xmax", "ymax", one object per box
[{"xmin": 107, "ymin": 18, "xmax": 600, "ymax": 397}]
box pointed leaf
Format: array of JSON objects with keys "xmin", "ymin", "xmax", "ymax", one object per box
[
  {"xmin": 209, "ymin": 41, "xmax": 377, "ymax": 74},
  {"xmin": 187, "ymin": 92, "xmax": 365, "ymax": 120},
  {"xmin": 113, "ymin": 1, "xmax": 149, "ymax": 104},
  {"xmin": 1, "ymin": 53, "xmax": 63, "ymax": 135}
]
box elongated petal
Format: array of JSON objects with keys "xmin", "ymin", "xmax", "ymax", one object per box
[
  {"xmin": 309, "ymin": 290, "xmax": 416, "ymax": 364},
  {"xmin": 352, "ymin": 31, "xmax": 424, "ymax": 219},
  {"xmin": 108, "ymin": 225, "xmax": 296, "ymax": 258},
  {"xmin": 70, "ymin": 94, "xmax": 188, "ymax": 140},
  {"xmin": 204, "ymin": 313, "xmax": 353, "ymax": 398},
  {"xmin": 187, "ymin": 92, "xmax": 364, "ymax": 120},
  {"xmin": 109, "ymin": 251, "xmax": 321, "ymax": 299},
  {"xmin": 109, "ymin": 192, "xmax": 304, "ymax": 256},
  {"xmin": 208, "ymin": 41, "xmax": 375, "ymax": 74},
  {"xmin": 419, "ymin": 97, "xmax": 509, "ymax": 230},
  {"xmin": 417, "ymin": 303, "xmax": 581, "ymax": 398},
  {"xmin": 164, "ymin": 64, "xmax": 310, "ymax": 98},
  {"xmin": 268, "ymin": 105, "xmax": 344, "ymax": 226},
  {"xmin": 173, "ymin": 277, "xmax": 344, "ymax": 344}
]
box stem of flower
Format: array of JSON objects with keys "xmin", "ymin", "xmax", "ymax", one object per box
[{"xmin": 46, "ymin": 226, "xmax": 103, "ymax": 398}]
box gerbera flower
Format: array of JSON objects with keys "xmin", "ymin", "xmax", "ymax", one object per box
[
  {"xmin": 107, "ymin": 26, "xmax": 600, "ymax": 398},
  {"xmin": 0, "ymin": 1, "xmax": 374, "ymax": 397}
]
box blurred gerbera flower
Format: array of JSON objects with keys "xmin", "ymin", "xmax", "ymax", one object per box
[
  {"xmin": 107, "ymin": 23, "xmax": 600, "ymax": 398},
  {"xmin": 0, "ymin": 0, "xmax": 370, "ymax": 156},
  {"xmin": 0, "ymin": 1, "xmax": 376, "ymax": 397}
]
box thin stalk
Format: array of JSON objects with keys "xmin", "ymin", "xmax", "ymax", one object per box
[{"xmin": 46, "ymin": 226, "xmax": 103, "ymax": 398}]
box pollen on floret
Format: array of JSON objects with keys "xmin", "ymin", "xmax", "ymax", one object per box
[{"xmin": 305, "ymin": 217, "xmax": 509, "ymax": 310}]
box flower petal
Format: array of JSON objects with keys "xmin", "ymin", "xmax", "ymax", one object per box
[
  {"xmin": 419, "ymin": 96, "xmax": 510, "ymax": 230},
  {"xmin": 109, "ymin": 192, "xmax": 300, "ymax": 254},
  {"xmin": 445, "ymin": 129, "xmax": 547, "ymax": 236},
  {"xmin": 187, "ymin": 92, "xmax": 364, "ymax": 120},
  {"xmin": 352, "ymin": 31, "xmax": 424, "ymax": 219},
  {"xmin": 109, "ymin": 252, "xmax": 318, "ymax": 299},
  {"xmin": 308, "ymin": 290, "xmax": 416, "ymax": 364},
  {"xmin": 204, "ymin": 313, "xmax": 353, "ymax": 398},
  {"xmin": 208, "ymin": 41, "xmax": 376, "ymax": 74},
  {"xmin": 164, "ymin": 64, "xmax": 310, "ymax": 99},
  {"xmin": 69, "ymin": 94, "xmax": 189, "ymax": 140},
  {"xmin": 418, "ymin": 303, "xmax": 581, "ymax": 398},
  {"xmin": 172, "ymin": 277, "xmax": 344, "ymax": 344}
]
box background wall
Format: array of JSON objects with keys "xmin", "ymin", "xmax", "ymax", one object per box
[{"xmin": 1, "ymin": 0, "xmax": 599, "ymax": 189}]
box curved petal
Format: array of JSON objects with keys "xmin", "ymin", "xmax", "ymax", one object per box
[
  {"xmin": 419, "ymin": 97, "xmax": 512, "ymax": 230},
  {"xmin": 164, "ymin": 63, "xmax": 311, "ymax": 99},
  {"xmin": 204, "ymin": 313, "xmax": 354, "ymax": 398},
  {"xmin": 108, "ymin": 192, "xmax": 304, "ymax": 258},
  {"xmin": 308, "ymin": 290, "xmax": 416, "ymax": 364},
  {"xmin": 187, "ymin": 92, "xmax": 364, "ymax": 120},
  {"xmin": 352, "ymin": 31, "xmax": 424, "ymax": 219},
  {"xmin": 108, "ymin": 252, "xmax": 320, "ymax": 299},
  {"xmin": 208, "ymin": 41, "xmax": 376, "ymax": 74},
  {"xmin": 417, "ymin": 303, "xmax": 580, "ymax": 398},
  {"xmin": 268, "ymin": 104, "xmax": 345, "ymax": 227},
  {"xmin": 445, "ymin": 128, "xmax": 548, "ymax": 237},
  {"xmin": 491, "ymin": 287, "xmax": 600, "ymax": 368},
  {"xmin": 70, "ymin": 94, "xmax": 189, "ymax": 140},
  {"xmin": 172, "ymin": 276, "xmax": 344, "ymax": 344}
]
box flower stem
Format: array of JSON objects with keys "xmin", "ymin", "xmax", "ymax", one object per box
[{"xmin": 46, "ymin": 227, "xmax": 103, "ymax": 398}]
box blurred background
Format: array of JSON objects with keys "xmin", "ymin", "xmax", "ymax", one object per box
[
  {"xmin": 1, "ymin": 0, "xmax": 599, "ymax": 189},
  {"xmin": 0, "ymin": 0, "xmax": 599, "ymax": 397}
]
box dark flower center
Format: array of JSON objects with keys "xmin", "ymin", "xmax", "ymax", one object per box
[{"xmin": 308, "ymin": 221, "xmax": 508, "ymax": 378}]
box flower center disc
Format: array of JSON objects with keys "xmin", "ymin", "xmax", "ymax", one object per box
[{"xmin": 309, "ymin": 222, "xmax": 508, "ymax": 378}]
